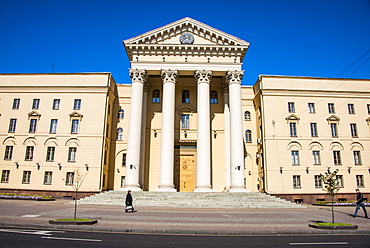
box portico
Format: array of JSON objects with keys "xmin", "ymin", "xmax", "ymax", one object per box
[{"xmin": 122, "ymin": 17, "xmax": 250, "ymax": 192}]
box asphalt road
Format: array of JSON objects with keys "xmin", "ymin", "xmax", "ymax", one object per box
[{"xmin": 0, "ymin": 227, "xmax": 369, "ymax": 248}]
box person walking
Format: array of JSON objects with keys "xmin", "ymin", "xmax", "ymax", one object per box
[
  {"xmin": 125, "ymin": 190, "xmax": 135, "ymax": 213},
  {"xmin": 353, "ymin": 189, "xmax": 368, "ymax": 218}
]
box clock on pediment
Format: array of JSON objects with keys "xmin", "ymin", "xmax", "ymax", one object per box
[{"xmin": 179, "ymin": 32, "xmax": 194, "ymax": 44}]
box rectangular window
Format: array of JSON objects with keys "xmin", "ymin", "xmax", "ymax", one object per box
[
  {"xmin": 1, "ymin": 170, "xmax": 10, "ymax": 183},
  {"xmin": 121, "ymin": 176, "xmax": 125, "ymax": 188},
  {"xmin": 122, "ymin": 153, "xmax": 126, "ymax": 167},
  {"xmin": 328, "ymin": 103, "xmax": 335, "ymax": 114},
  {"xmin": 71, "ymin": 119, "xmax": 79, "ymax": 134},
  {"xmin": 25, "ymin": 146, "xmax": 34, "ymax": 161},
  {"xmin": 68, "ymin": 147, "xmax": 77, "ymax": 162},
  {"xmin": 348, "ymin": 103, "xmax": 355, "ymax": 114},
  {"xmin": 4, "ymin": 146, "xmax": 13, "ymax": 160},
  {"xmin": 12, "ymin": 99, "xmax": 20, "ymax": 109},
  {"xmin": 53, "ymin": 99, "xmax": 60, "ymax": 110},
  {"xmin": 49, "ymin": 119, "xmax": 58, "ymax": 133},
  {"xmin": 29, "ymin": 119, "xmax": 37, "ymax": 133},
  {"xmin": 367, "ymin": 104, "xmax": 370, "ymax": 115},
  {"xmin": 181, "ymin": 114, "xmax": 190, "ymax": 129},
  {"xmin": 8, "ymin": 119, "xmax": 17, "ymax": 133},
  {"xmin": 32, "ymin": 99, "xmax": 40, "ymax": 109},
  {"xmin": 65, "ymin": 172, "xmax": 74, "ymax": 185},
  {"xmin": 291, "ymin": 151, "xmax": 300, "ymax": 165},
  {"xmin": 333, "ymin": 150, "xmax": 341, "ymax": 165},
  {"xmin": 22, "ymin": 171, "xmax": 31, "ymax": 184},
  {"xmin": 44, "ymin": 171, "xmax": 53, "ymax": 185},
  {"xmin": 312, "ymin": 150, "xmax": 321, "ymax": 165},
  {"xmin": 337, "ymin": 175, "xmax": 344, "ymax": 188},
  {"xmin": 314, "ymin": 175, "xmax": 323, "ymax": 188},
  {"xmin": 46, "ymin": 147, "xmax": 55, "ymax": 162},
  {"xmin": 330, "ymin": 123, "xmax": 338, "ymax": 137},
  {"xmin": 289, "ymin": 123, "xmax": 297, "ymax": 137},
  {"xmin": 353, "ymin": 151, "xmax": 362, "ymax": 165},
  {"xmin": 293, "ymin": 175, "xmax": 301, "ymax": 189},
  {"xmin": 73, "ymin": 99, "xmax": 81, "ymax": 110},
  {"xmin": 308, "ymin": 103, "xmax": 315, "ymax": 113},
  {"xmin": 356, "ymin": 175, "xmax": 364, "ymax": 188},
  {"xmin": 350, "ymin": 123, "xmax": 358, "ymax": 137},
  {"xmin": 310, "ymin": 123, "xmax": 318, "ymax": 137},
  {"xmin": 288, "ymin": 102, "xmax": 295, "ymax": 113}
]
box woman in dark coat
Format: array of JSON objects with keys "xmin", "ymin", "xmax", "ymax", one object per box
[{"xmin": 125, "ymin": 190, "xmax": 134, "ymax": 212}]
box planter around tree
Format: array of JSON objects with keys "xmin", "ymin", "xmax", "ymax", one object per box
[
  {"xmin": 49, "ymin": 219, "xmax": 98, "ymax": 225},
  {"xmin": 308, "ymin": 223, "xmax": 358, "ymax": 230}
]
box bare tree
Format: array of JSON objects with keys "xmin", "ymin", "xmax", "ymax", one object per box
[
  {"xmin": 319, "ymin": 169, "xmax": 340, "ymax": 223},
  {"xmin": 65, "ymin": 169, "xmax": 87, "ymax": 219}
]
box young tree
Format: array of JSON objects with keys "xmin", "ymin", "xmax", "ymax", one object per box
[
  {"xmin": 64, "ymin": 169, "xmax": 87, "ymax": 219},
  {"xmin": 319, "ymin": 169, "xmax": 340, "ymax": 223}
]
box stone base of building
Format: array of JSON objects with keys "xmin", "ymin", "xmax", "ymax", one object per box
[
  {"xmin": 0, "ymin": 189, "xmax": 100, "ymax": 200},
  {"xmin": 272, "ymin": 193, "xmax": 362, "ymax": 205}
]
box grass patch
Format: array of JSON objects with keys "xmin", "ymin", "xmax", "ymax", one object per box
[
  {"xmin": 55, "ymin": 218, "xmax": 93, "ymax": 221},
  {"xmin": 315, "ymin": 222, "xmax": 352, "ymax": 226}
]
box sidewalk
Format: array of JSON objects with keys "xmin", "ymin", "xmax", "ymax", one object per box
[{"xmin": 0, "ymin": 199, "xmax": 369, "ymax": 235}]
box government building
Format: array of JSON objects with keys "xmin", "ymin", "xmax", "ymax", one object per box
[{"xmin": 1, "ymin": 18, "xmax": 369, "ymax": 204}]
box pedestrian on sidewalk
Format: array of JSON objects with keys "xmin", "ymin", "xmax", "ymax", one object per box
[
  {"xmin": 353, "ymin": 189, "xmax": 368, "ymax": 218},
  {"xmin": 125, "ymin": 190, "xmax": 135, "ymax": 213}
]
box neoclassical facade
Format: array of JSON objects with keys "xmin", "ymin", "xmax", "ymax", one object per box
[{"xmin": 0, "ymin": 18, "xmax": 368, "ymax": 203}]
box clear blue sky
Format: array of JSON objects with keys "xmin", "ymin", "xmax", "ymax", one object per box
[{"xmin": 1, "ymin": 0, "xmax": 369, "ymax": 85}]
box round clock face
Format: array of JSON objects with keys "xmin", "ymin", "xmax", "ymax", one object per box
[{"xmin": 179, "ymin": 32, "xmax": 194, "ymax": 44}]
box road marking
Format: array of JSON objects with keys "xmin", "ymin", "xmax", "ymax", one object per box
[
  {"xmin": 21, "ymin": 214, "xmax": 40, "ymax": 217},
  {"xmin": 42, "ymin": 236, "xmax": 102, "ymax": 242},
  {"xmin": 0, "ymin": 229, "xmax": 64, "ymax": 235},
  {"xmin": 290, "ymin": 242, "xmax": 348, "ymax": 246}
]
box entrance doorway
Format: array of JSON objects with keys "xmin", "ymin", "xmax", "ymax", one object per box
[{"xmin": 175, "ymin": 155, "xmax": 195, "ymax": 192}]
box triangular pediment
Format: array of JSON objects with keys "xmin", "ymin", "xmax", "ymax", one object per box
[
  {"xmin": 124, "ymin": 17, "xmax": 250, "ymax": 47},
  {"xmin": 285, "ymin": 114, "xmax": 300, "ymax": 122},
  {"xmin": 326, "ymin": 115, "xmax": 340, "ymax": 122}
]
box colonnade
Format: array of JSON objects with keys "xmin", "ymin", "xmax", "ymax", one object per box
[{"xmin": 124, "ymin": 68, "xmax": 247, "ymax": 192}]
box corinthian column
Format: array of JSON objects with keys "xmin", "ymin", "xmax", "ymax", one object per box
[
  {"xmin": 124, "ymin": 68, "xmax": 146, "ymax": 191},
  {"xmin": 157, "ymin": 69, "xmax": 178, "ymax": 192},
  {"xmin": 194, "ymin": 70, "xmax": 213, "ymax": 192},
  {"xmin": 226, "ymin": 70, "xmax": 248, "ymax": 192}
]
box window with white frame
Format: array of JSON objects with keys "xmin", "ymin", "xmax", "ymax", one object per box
[
  {"xmin": 25, "ymin": 146, "xmax": 34, "ymax": 161},
  {"xmin": 73, "ymin": 99, "xmax": 81, "ymax": 110},
  {"xmin": 348, "ymin": 103, "xmax": 355, "ymax": 114},
  {"xmin": 182, "ymin": 90, "xmax": 190, "ymax": 103},
  {"xmin": 289, "ymin": 122, "xmax": 297, "ymax": 137},
  {"xmin": 245, "ymin": 130, "xmax": 252, "ymax": 142},
  {"xmin": 29, "ymin": 119, "xmax": 37, "ymax": 133},
  {"xmin": 53, "ymin": 99, "xmax": 60, "ymax": 110},
  {"xmin": 122, "ymin": 153, "xmax": 126, "ymax": 167},
  {"xmin": 328, "ymin": 103, "xmax": 335, "ymax": 114},
  {"xmin": 181, "ymin": 114, "xmax": 190, "ymax": 129},
  {"xmin": 49, "ymin": 119, "xmax": 58, "ymax": 133},
  {"xmin": 308, "ymin": 103, "xmax": 315, "ymax": 113},
  {"xmin": 210, "ymin": 90, "xmax": 218, "ymax": 104},
  {"xmin": 68, "ymin": 147, "xmax": 77, "ymax": 162},
  {"xmin": 291, "ymin": 150, "xmax": 300, "ymax": 165},
  {"xmin": 244, "ymin": 111, "xmax": 251, "ymax": 121},
  {"xmin": 350, "ymin": 123, "xmax": 358, "ymax": 137},
  {"xmin": 337, "ymin": 175, "xmax": 344, "ymax": 187},
  {"xmin": 13, "ymin": 99, "xmax": 20, "ymax": 109},
  {"xmin": 32, "ymin": 99, "xmax": 40, "ymax": 109},
  {"xmin": 4, "ymin": 146, "xmax": 14, "ymax": 160},
  {"xmin": 353, "ymin": 151, "xmax": 362, "ymax": 165},
  {"xmin": 46, "ymin": 147, "xmax": 55, "ymax": 162},
  {"xmin": 333, "ymin": 150, "xmax": 341, "ymax": 165},
  {"xmin": 356, "ymin": 175, "xmax": 364, "ymax": 188},
  {"xmin": 118, "ymin": 109, "xmax": 124, "ymax": 119},
  {"xmin": 152, "ymin": 89, "xmax": 160, "ymax": 103},
  {"xmin": 310, "ymin": 123, "xmax": 318, "ymax": 137},
  {"xmin": 314, "ymin": 175, "xmax": 323, "ymax": 188},
  {"xmin": 293, "ymin": 175, "xmax": 301, "ymax": 189},
  {"xmin": 71, "ymin": 119, "xmax": 79, "ymax": 134},
  {"xmin": 117, "ymin": 128, "xmax": 123, "ymax": 141},
  {"xmin": 22, "ymin": 171, "xmax": 31, "ymax": 184},
  {"xmin": 288, "ymin": 102, "xmax": 295, "ymax": 113},
  {"xmin": 1, "ymin": 170, "xmax": 10, "ymax": 183},
  {"xmin": 65, "ymin": 172, "xmax": 74, "ymax": 185},
  {"xmin": 312, "ymin": 150, "xmax": 321, "ymax": 165},
  {"xmin": 44, "ymin": 171, "xmax": 53, "ymax": 185},
  {"xmin": 8, "ymin": 119, "xmax": 17, "ymax": 133},
  {"xmin": 330, "ymin": 123, "xmax": 338, "ymax": 137}
]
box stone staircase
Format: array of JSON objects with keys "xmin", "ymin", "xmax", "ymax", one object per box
[{"xmin": 77, "ymin": 191, "xmax": 305, "ymax": 208}]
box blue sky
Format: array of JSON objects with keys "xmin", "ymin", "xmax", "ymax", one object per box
[{"xmin": 1, "ymin": 0, "xmax": 369, "ymax": 85}]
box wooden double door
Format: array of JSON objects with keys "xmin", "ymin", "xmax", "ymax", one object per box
[{"xmin": 175, "ymin": 155, "xmax": 195, "ymax": 192}]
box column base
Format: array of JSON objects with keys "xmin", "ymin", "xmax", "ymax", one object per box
[
  {"xmin": 156, "ymin": 184, "xmax": 177, "ymax": 192},
  {"xmin": 229, "ymin": 187, "xmax": 250, "ymax": 192},
  {"xmin": 120, "ymin": 185, "xmax": 142, "ymax": 191},
  {"xmin": 194, "ymin": 186, "xmax": 214, "ymax": 192}
]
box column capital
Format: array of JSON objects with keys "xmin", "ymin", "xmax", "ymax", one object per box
[
  {"xmin": 195, "ymin": 70, "xmax": 212, "ymax": 84},
  {"xmin": 226, "ymin": 70, "xmax": 244, "ymax": 85},
  {"xmin": 161, "ymin": 69, "xmax": 178, "ymax": 83},
  {"xmin": 129, "ymin": 68, "xmax": 147, "ymax": 83}
]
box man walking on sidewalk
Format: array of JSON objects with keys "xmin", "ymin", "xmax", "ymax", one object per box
[{"xmin": 353, "ymin": 189, "xmax": 368, "ymax": 218}]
